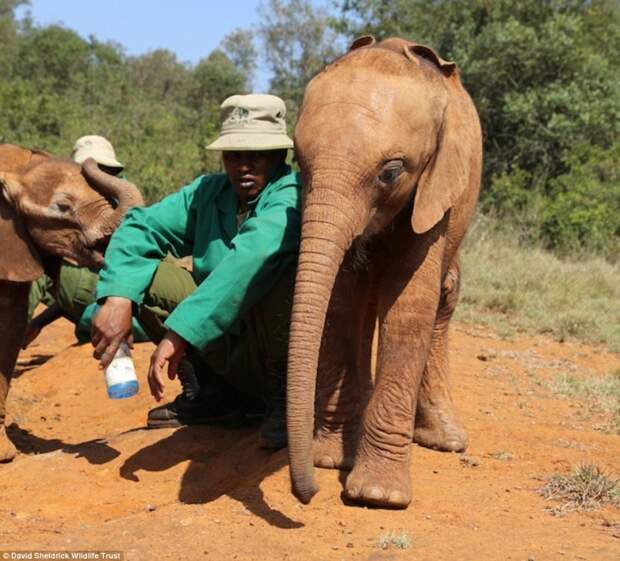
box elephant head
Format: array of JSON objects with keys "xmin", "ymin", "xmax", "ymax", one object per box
[
  {"xmin": 0, "ymin": 143, "xmax": 144, "ymax": 281},
  {"xmin": 287, "ymin": 37, "xmax": 481, "ymax": 503}
]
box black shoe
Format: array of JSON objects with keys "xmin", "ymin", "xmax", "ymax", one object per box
[
  {"xmin": 178, "ymin": 358, "xmax": 201, "ymax": 401},
  {"xmin": 258, "ymin": 402, "xmax": 287, "ymax": 449},
  {"xmin": 258, "ymin": 364, "xmax": 288, "ymax": 450},
  {"xmin": 147, "ymin": 392, "xmax": 244, "ymax": 429}
]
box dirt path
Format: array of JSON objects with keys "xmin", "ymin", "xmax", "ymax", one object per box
[{"xmin": 1, "ymin": 318, "xmax": 618, "ymax": 560}]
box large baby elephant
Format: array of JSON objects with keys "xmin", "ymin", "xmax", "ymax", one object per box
[
  {"xmin": 0, "ymin": 144, "xmax": 143, "ymax": 462},
  {"xmin": 287, "ymin": 36, "xmax": 482, "ymax": 508}
]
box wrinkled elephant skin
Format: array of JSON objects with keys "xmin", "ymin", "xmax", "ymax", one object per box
[{"xmin": 287, "ymin": 37, "xmax": 482, "ymax": 508}]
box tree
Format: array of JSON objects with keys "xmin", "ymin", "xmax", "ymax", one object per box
[
  {"xmin": 127, "ymin": 49, "xmax": 191, "ymax": 104},
  {"xmin": 259, "ymin": 0, "xmax": 344, "ymax": 118},
  {"xmin": 15, "ymin": 25, "xmax": 91, "ymax": 93},
  {"xmin": 221, "ymin": 28, "xmax": 257, "ymax": 89},
  {"xmin": 189, "ymin": 49, "xmax": 248, "ymax": 110},
  {"xmin": 0, "ymin": 0, "xmax": 27, "ymax": 73},
  {"xmin": 336, "ymin": 0, "xmax": 620, "ymax": 255}
]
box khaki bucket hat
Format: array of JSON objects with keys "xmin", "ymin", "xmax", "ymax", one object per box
[
  {"xmin": 71, "ymin": 135, "xmax": 124, "ymax": 170},
  {"xmin": 206, "ymin": 94, "xmax": 294, "ymax": 151}
]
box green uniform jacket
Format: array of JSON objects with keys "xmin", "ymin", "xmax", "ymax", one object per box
[{"xmin": 96, "ymin": 165, "xmax": 302, "ymax": 350}]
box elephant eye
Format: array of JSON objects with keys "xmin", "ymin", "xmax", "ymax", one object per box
[
  {"xmin": 51, "ymin": 200, "xmax": 73, "ymax": 215},
  {"xmin": 378, "ymin": 160, "xmax": 404, "ymax": 185}
]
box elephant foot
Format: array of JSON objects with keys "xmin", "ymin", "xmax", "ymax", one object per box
[
  {"xmin": 0, "ymin": 426, "xmax": 17, "ymax": 463},
  {"xmin": 344, "ymin": 450, "xmax": 411, "ymax": 509},
  {"xmin": 314, "ymin": 428, "xmax": 357, "ymax": 470},
  {"xmin": 413, "ymin": 402, "xmax": 468, "ymax": 452}
]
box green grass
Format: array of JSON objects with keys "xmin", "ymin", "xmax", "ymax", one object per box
[
  {"xmin": 548, "ymin": 369, "xmax": 620, "ymax": 433},
  {"xmin": 457, "ymin": 215, "xmax": 620, "ymax": 352},
  {"xmin": 539, "ymin": 464, "xmax": 620, "ymax": 515}
]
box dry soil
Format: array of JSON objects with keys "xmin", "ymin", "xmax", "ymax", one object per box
[{"xmin": 1, "ymin": 316, "xmax": 619, "ymax": 560}]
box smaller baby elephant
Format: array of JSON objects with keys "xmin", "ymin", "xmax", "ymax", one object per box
[
  {"xmin": 0, "ymin": 144, "xmax": 143, "ymax": 461},
  {"xmin": 287, "ymin": 36, "xmax": 482, "ymax": 508}
]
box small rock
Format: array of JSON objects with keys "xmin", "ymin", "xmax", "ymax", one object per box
[
  {"xmin": 146, "ymin": 504, "xmax": 156, "ymax": 512},
  {"xmin": 459, "ymin": 455, "xmax": 481, "ymax": 468},
  {"xmin": 346, "ymin": 543, "xmax": 354, "ymax": 549},
  {"xmin": 477, "ymin": 348, "xmax": 497, "ymax": 361}
]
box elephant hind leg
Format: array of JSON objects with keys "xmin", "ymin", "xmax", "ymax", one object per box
[
  {"xmin": 413, "ymin": 258, "xmax": 468, "ymax": 452},
  {"xmin": 0, "ymin": 281, "xmax": 30, "ymax": 463}
]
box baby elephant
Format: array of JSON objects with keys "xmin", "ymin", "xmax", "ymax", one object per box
[
  {"xmin": 287, "ymin": 36, "xmax": 482, "ymax": 508},
  {"xmin": 0, "ymin": 144, "xmax": 143, "ymax": 461}
]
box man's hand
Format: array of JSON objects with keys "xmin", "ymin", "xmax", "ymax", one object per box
[
  {"xmin": 147, "ymin": 331, "xmax": 188, "ymax": 401},
  {"xmin": 91, "ymin": 297, "xmax": 133, "ymax": 369}
]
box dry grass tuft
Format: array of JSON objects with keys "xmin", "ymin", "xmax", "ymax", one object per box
[
  {"xmin": 375, "ymin": 530, "xmax": 412, "ymax": 550},
  {"xmin": 539, "ymin": 464, "xmax": 620, "ymax": 515}
]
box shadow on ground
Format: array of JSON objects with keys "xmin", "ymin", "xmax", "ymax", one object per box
[
  {"xmin": 120, "ymin": 424, "xmax": 302, "ymax": 529},
  {"xmin": 7, "ymin": 422, "xmax": 121, "ymax": 464},
  {"xmin": 13, "ymin": 354, "xmax": 56, "ymax": 377}
]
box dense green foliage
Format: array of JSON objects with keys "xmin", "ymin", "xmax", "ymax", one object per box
[
  {"xmin": 1, "ymin": 0, "xmax": 617, "ymax": 258},
  {"xmin": 0, "ymin": 0, "xmax": 250, "ymax": 201},
  {"xmin": 335, "ymin": 0, "xmax": 619, "ymax": 259}
]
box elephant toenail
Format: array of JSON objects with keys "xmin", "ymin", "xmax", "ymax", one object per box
[
  {"xmin": 388, "ymin": 490, "xmax": 405, "ymax": 505},
  {"xmin": 366, "ymin": 487, "xmax": 384, "ymax": 500}
]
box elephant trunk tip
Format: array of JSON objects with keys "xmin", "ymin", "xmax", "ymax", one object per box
[{"xmin": 292, "ymin": 480, "xmax": 319, "ymax": 505}]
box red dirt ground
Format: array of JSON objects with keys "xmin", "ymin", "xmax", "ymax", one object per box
[{"xmin": 1, "ymin": 316, "xmax": 618, "ymax": 560}]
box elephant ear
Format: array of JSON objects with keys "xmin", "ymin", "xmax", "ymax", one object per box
[
  {"xmin": 0, "ymin": 171, "xmax": 43, "ymax": 282},
  {"xmin": 404, "ymin": 43, "xmax": 470, "ymax": 234},
  {"xmin": 349, "ymin": 35, "xmax": 376, "ymax": 51},
  {"xmin": 404, "ymin": 43, "xmax": 457, "ymax": 77},
  {"xmin": 411, "ymin": 100, "xmax": 472, "ymax": 234}
]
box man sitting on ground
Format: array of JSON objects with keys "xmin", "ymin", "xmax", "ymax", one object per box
[{"xmin": 91, "ymin": 95, "xmax": 301, "ymax": 450}]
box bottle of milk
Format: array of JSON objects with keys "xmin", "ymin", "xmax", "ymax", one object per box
[{"xmin": 104, "ymin": 341, "xmax": 139, "ymax": 399}]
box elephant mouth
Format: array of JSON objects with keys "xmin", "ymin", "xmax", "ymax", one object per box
[{"xmin": 84, "ymin": 234, "xmax": 111, "ymax": 267}]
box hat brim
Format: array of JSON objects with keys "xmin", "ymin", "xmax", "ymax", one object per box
[{"xmin": 206, "ymin": 133, "xmax": 293, "ymax": 151}]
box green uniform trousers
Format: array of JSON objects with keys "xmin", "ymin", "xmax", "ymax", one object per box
[
  {"xmin": 28, "ymin": 264, "xmax": 99, "ymax": 323},
  {"xmin": 136, "ymin": 261, "xmax": 296, "ymax": 409},
  {"xmin": 28, "ymin": 263, "xmax": 149, "ymax": 343}
]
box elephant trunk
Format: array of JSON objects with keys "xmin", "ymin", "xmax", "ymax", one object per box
[
  {"xmin": 288, "ymin": 182, "xmax": 366, "ymax": 504},
  {"xmin": 81, "ymin": 158, "xmax": 144, "ymax": 234}
]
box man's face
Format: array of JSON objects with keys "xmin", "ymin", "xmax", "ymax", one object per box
[{"xmin": 223, "ymin": 150, "xmax": 284, "ymax": 204}]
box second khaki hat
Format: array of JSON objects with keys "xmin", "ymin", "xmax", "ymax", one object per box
[
  {"xmin": 206, "ymin": 94, "xmax": 294, "ymax": 151},
  {"xmin": 72, "ymin": 135, "xmax": 124, "ymax": 170}
]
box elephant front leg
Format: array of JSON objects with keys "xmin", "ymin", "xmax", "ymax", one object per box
[
  {"xmin": 0, "ymin": 282, "xmax": 30, "ymax": 462},
  {"xmin": 314, "ymin": 257, "xmax": 374, "ymax": 471},
  {"xmin": 345, "ymin": 227, "xmax": 444, "ymax": 508},
  {"xmin": 414, "ymin": 257, "xmax": 468, "ymax": 452}
]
